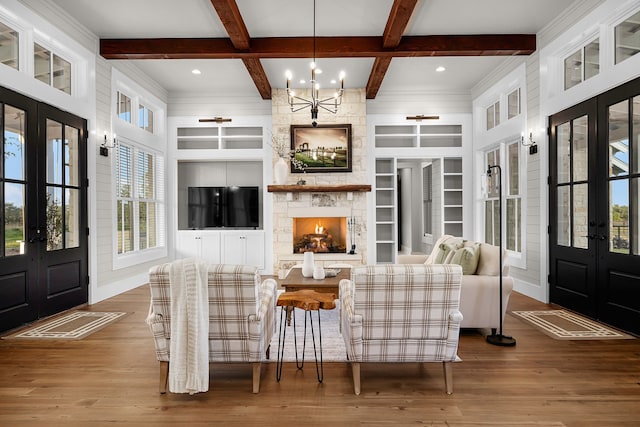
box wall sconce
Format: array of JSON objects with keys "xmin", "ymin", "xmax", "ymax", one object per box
[
  {"xmin": 100, "ymin": 133, "xmax": 117, "ymax": 157},
  {"xmin": 406, "ymin": 114, "xmax": 440, "ymax": 122},
  {"xmin": 199, "ymin": 117, "xmax": 232, "ymax": 123},
  {"xmin": 521, "ymin": 129, "xmax": 538, "ymax": 155}
]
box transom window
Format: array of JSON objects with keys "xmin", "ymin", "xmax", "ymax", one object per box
[
  {"xmin": 117, "ymin": 92, "xmax": 132, "ymax": 123},
  {"xmin": 0, "ymin": 21, "xmax": 19, "ymax": 70},
  {"xmin": 507, "ymin": 88, "xmax": 521, "ymax": 120},
  {"xmin": 564, "ymin": 39, "xmax": 600, "ymax": 90},
  {"xmin": 138, "ymin": 103, "xmax": 154, "ymax": 133},
  {"xmin": 615, "ymin": 9, "xmax": 640, "ymax": 65},
  {"xmin": 33, "ymin": 43, "xmax": 72, "ymax": 95},
  {"xmin": 486, "ymin": 101, "xmax": 500, "ymax": 130}
]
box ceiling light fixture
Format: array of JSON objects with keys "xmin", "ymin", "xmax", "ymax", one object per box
[
  {"xmin": 285, "ymin": 0, "xmax": 345, "ymax": 127},
  {"xmin": 436, "ymin": 66, "xmax": 446, "ymax": 72},
  {"xmin": 192, "ymin": 69, "xmax": 202, "ymax": 75}
]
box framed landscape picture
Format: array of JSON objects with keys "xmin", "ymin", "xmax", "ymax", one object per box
[{"xmin": 290, "ymin": 124, "xmax": 352, "ymax": 173}]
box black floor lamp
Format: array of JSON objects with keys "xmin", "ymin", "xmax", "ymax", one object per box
[{"xmin": 485, "ymin": 164, "xmax": 516, "ymax": 347}]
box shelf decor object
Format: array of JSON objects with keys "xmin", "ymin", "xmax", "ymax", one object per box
[
  {"xmin": 290, "ymin": 124, "xmax": 352, "ymax": 173},
  {"xmin": 485, "ymin": 164, "xmax": 516, "ymax": 347},
  {"xmin": 274, "ymin": 157, "xmax": 289, "ymax": 184}
]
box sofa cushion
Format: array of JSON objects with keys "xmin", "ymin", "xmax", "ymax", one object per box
[
  {"xmin": 476, "ymin": 243, "xmax": 503, "ymax": 276},
  {"xmin": 449, "ymin": 245, "xmax": 480, "ymax": 275}
]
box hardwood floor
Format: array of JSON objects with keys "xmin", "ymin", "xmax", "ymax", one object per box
[{"xmin": 1, "ymin": 286, "xmax": 639, "ymax": 426}]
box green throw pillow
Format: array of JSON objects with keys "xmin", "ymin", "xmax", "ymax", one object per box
[
  {"xmin": 449, "ymin": 246, "xmax": 480, "ymax": 275},
  {"xmin": 434, "ymin": 243, "xmax": 459, "ymax": 264}
]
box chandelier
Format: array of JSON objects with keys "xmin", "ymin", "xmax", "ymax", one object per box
[{"xmin": 285, "ymin": 0, "xmax": 345, "ymax": 127}]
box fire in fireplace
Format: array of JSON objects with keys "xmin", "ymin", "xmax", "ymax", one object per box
[{"xmin": 292, "ymin": 217, "xmax": 347, "ymax": 253}]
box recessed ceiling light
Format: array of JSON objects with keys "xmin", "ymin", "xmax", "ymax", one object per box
[
  {"xmin": 192, "ymin": 69, "xmax": 201, "ymax": 75},
  {"xmin": 299, "ymin": 79, "xmax": 306, "ymax": 84},
  {"xmin": 330, "ymin": 79, "xmax": 337, "ymax": 84},
  {"xmin": 436, "ymin": 66, "xmax": 446, "ymax": 72}
]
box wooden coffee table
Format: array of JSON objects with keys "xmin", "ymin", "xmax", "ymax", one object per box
[{"xmin": 280, "ymin": 267, "xmax": 351, "ymax": 295}]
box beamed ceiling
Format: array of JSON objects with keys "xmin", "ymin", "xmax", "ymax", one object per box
[{"xmin": 49, "ymin": 0, "xmax": 579, "ymax": 100}]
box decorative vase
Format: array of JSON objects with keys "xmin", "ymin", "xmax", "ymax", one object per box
[
  {"xmin": 301, "ymin": 251, "xmax": 315, "ymax": 277},
  {"xmin": 274, "ymin": 157, "xmax": 289, "ymax": 184},
  {"xmin": 313, "ymin": 265, "xmax": 325, "ymax": 280}
]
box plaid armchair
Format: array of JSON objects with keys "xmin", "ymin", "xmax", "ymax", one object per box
[
  {"xmin": 339, "ymin": 264, "xmax": 463, "ymax": 395},
  {"xmin": 146, "ymin": 263, "xmax": 276, "ymax": 393}
]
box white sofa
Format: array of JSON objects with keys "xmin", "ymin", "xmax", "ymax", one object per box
[{"xmin": 397, "ymin": 235, "xmax": 513, "ymax": 331}]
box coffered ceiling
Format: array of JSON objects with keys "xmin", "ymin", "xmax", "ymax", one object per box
[{"xmin": 49, "ymin": 0, "xmax": 578, "ymax": 99}]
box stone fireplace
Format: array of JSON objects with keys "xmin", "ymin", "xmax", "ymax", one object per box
[{"xmin": 270, "ymin": 88, "xmax": 368, "ymax": 276}]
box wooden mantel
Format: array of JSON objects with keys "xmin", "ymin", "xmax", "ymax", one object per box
[{"xmin": 267, "ymin": 184, "xmax": 371, "ymax": 193}]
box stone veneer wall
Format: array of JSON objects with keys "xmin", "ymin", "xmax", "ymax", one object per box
[{"xmin": 271, "ymin": 88, "xmax": 369, "ymax": 275}]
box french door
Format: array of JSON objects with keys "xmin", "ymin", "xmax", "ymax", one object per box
[
  {"xmin": 0, "ymin": 86, "xmax": 88, "ymax": 332},
  {"xmin": 549, "ymin": 76, "xmax": 640, "ymax": 336}
]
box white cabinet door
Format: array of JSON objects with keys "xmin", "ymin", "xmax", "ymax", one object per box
[
  {"xmin": 199, "ymin": 233, "xmax": 222, "ymax": 264},
  {"xmin": 176, "ymin": 231, "xmax": 201, "ymax": 259},
  {"xmin": 221, "ymin": 232, "xmax": 264, "ymax": 269},
  {"xmin": 175, "ymin": 231, "xmax": 221, "ymax": 263},
  {"xmin": 243, "ymin": 233, "xmax": 265, "ymax": 269}
]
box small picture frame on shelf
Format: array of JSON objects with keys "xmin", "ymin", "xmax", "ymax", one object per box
[{"xmin": 290, "ymin": 124, "xmax": 352, "ymax": 173}]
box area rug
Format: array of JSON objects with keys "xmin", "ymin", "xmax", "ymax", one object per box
[
  {"xmin": 267, "ymin": 302, "xmax": 346, "ymax": 362},
  {"xmin": 511, "ymin": 310, "xmax": 635, "ymax": 340},
  {"xmin": 3, "ymin": 311, "xmax": 129, "ymax": 340}
]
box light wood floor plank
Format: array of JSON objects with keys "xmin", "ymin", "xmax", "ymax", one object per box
[{"xmin": 1, "ymin": 285, "xmax": 639, "ymax": 426}]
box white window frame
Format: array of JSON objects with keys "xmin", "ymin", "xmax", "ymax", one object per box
[
  {"xmin": 481, "ymin": 140, "xmax": 524, "ymax": 263},
  {"xmin": 114, "ymin": 139, "xmax": 165, "ymax": 256},
  {"xmin": 111, "ymin": 69, "xmax": 166, "ymax": 270}
]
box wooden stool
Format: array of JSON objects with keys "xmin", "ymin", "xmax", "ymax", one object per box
[{"xmin": 275, "ymin": 290, "xmax": 336, "ymax": 383}]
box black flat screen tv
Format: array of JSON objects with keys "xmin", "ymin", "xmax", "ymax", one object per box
[{"xmin": 188, "ymin": 186, "xmax": 259, "ymax": 229}]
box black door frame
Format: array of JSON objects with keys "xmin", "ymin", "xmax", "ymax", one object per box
[
  {"xmin": 0, "ymin": 86, "xmax": 88, "ymax": 332},
  {"xmin": 549, "ymin": 76, "xmax": 640, "ymax": 336}
]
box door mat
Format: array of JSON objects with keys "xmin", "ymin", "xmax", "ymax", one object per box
[
  {"xmin": 511, "ymin": 310, "xmax": 635, "ymax": 340},
  {"xmin": 3, "ymin": 311, "xmax": 129, "ymax": 340}
]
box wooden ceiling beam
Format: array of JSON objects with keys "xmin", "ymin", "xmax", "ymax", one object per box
[
  {"xmin": 209, "ymin": 0, "xmax": 250, "ymax": 49},
  {"xmin": 242, "ymin": 57, "xmax": 271, "ymax": 99},
  {"xmin": 367, "ymin": 0, "xmax": 419, "ymax": 99},
  {"xmin": 100, "ymin": 34, "xmax": 535, "ymax": 59},
  {"xmin": 366, "ymin": 57, "xmax": 392, "ymax": 99},
  {"xmin": 382, "ymin": 0, "xmax": 418, "ymax": 48},
  {"xmin": 209, "ymin": 0, "xmax": 271, "ymax": 99}
]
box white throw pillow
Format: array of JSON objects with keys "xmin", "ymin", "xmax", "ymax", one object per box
[{"xmin": 475, "ymin": 243, "xmax": 504, "ymax": 276}]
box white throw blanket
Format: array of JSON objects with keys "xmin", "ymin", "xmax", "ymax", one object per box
[{"xmin": 168, "ymin": 258, "xmax": 209, "ymax": 394}]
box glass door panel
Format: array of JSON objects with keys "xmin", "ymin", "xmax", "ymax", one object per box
[
  {"xmin": 65, "ymin": 188, "xmax": 79, "ymax": 248},
  {"xmin": 45, "ymin": 120, "xmax": 81, "ymax": 252},
  {"xmin": 2, "ymin": 105, "xmax": 26, "ymax": 257},
  {"xmin": 65, "ymin": 125, "xmax": 79, "ymax": 186},
  {"xmin": 557, "ymin": 186, "xmax": 571, "ymax": 246},
  {"xmin": 608, "ymin": 100, "xmax": 630, "ymax": 254},
  {"xmin": 557, "ymin": 122, "xmax": 571, "ymax": 183},
  {"xmin": 573, "ymin": 116, "xmax": 588, "ymax": 181},
  {"xmin": 609, "ymin": 101, "xmax": 629, "ymax": 178},
  {"xmin": 573, "ymin": 183, "xmax": 589, "ymax": 249},
  {"xmin": 555, "ymin": 115, "xmax": 589, "ymax": 249},
  {"xmin": 46, "ymin": 186, "xmax": 63, "ymax": 251}
]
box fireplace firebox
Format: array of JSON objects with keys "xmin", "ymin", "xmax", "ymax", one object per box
[{"xmin": 292, "ymin": 217, "xmax": 347, "ymax": 253}]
